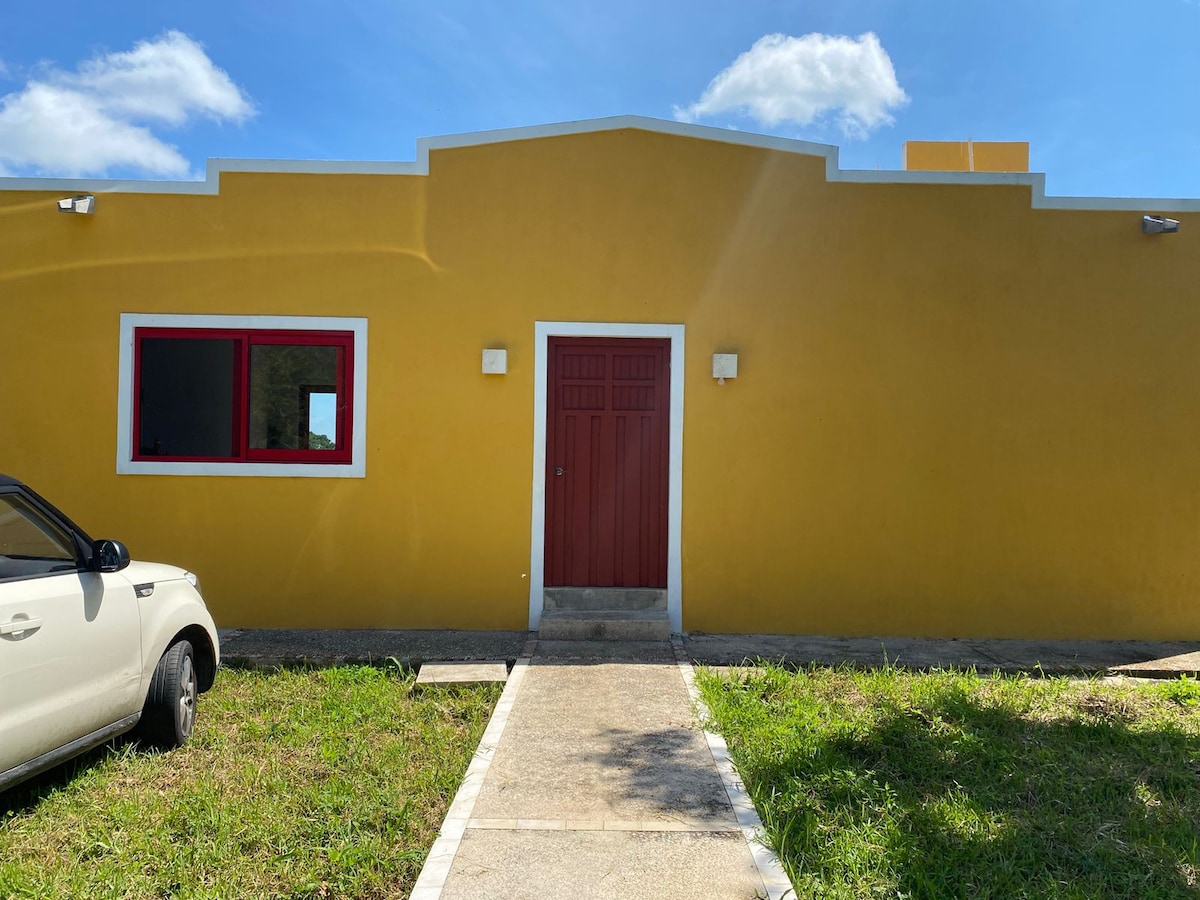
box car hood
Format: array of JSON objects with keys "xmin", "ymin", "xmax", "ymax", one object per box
[{"xmin": 121, "ymin": 560, "xmax": 193, "ymax": 585}]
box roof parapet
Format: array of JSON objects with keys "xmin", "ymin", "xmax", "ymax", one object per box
[{"xmin": 904, "ymin": 140, "xmax": 1029, "ymax": 174}]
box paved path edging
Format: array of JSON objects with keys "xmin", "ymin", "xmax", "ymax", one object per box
[
  {"xmin": 673, "ymin": 637, "xmax": 795, "ymax": 900},
  {"xmin": 410, "ymin": 658, "xmax": 530, "ymax": 900}
]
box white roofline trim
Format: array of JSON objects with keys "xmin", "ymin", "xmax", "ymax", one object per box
[{"xmin": 3, "ymin": 114, "xmax": 1198, "ymax": 212}]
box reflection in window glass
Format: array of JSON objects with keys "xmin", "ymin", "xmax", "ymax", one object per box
[
  {"xmin": 306, "ymin": 391, "xmax": 337, "ymax": 450},
  {"xmin": 132, "ymin": 326, "xmax": 354, "ymax": 464},
  {"xmin": 0, "ymin": 495, "xmax": 75, "ymax": 561},
  {"xmin": 248, "ymin": 345, "xmax": 341, "ymax": 451}
]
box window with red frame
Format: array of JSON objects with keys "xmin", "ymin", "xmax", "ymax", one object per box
[{"xmin": 133, "ymin": 328, "xmax": 353, "ymax": 464}]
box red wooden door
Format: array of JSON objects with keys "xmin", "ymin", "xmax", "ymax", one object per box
[{"xmin": 545, "ymin": 337, "xmax": 670, "ymax": 588}]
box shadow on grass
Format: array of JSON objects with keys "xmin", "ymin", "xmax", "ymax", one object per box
[
  {"xmin": 0, "ymin": 734, "xmax": 186, "ymax": 818},
  {"xmin": 219, "ymin": 657, "xmax": 420, "ymax": 674},
  {"xmin": 0, "ymin": 742, "xmax": 121, "ymax": 818},
  {"xmin": 731, "ymin": 681, "xmax": 1200, "ymax": 898}
]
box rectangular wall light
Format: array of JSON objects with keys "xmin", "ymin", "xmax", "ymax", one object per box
[
  {"xmin": 482, "ymin": 349, "xmax": 508, "ymax": 374},
  {"xmin": 712, "ymin": 353, "xmax": 738, "ymax": 384}
]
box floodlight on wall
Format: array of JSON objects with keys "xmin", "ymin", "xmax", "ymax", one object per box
[
  {"xmin": 712, "ymin": 353, "xmax": 738, "ymax": 386},
  {"xmin": 482, "ymin": 348, "xmax": 507, "ymax": 374},
  {"xmin": 1142, "ymin": 215, "xmax": 1179, "ymax": 234},
  {"xmin": 57, "ymin": 195, "xmax": 95, "ymax": 215}
]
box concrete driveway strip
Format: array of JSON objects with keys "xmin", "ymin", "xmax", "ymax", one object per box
[{"xmin": 428, "ymin": 642, "xmax": 780, "ymax": 899}]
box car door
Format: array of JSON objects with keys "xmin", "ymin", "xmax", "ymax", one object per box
[{"xmin": 0, "ymin": 490, "xmax": 142, "ymax": 776}]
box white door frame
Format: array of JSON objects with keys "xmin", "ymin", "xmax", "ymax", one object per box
[{"xmin": 529, "ymin": 321, "xmax": 685, "ymax": 633}]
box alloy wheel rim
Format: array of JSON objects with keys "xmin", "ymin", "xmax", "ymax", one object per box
[{"xmin": 179, "ymin": 655, "xmax": 196, "ymax": 737}]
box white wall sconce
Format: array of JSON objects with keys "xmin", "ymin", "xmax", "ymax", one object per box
[
  {"xmin": 57, "ymin": 195, "xmax": 95, "ymax": 215},
  {"xmin": 712, "ymin": 353, "xmax": 738, "ymax": 385},
  {"xmin": 482, "ymin": 348, "xmax": 508, "ymax": 374},
  {"xmin": 1142, "ymin": 215, "xmax": 1179, "ymax": 234}
]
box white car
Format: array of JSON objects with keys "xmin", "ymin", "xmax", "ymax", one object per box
[{"xmin": 0, "ymin": 474, "xmax": 219, "ymax": 792}]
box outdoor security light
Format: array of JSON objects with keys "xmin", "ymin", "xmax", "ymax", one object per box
[
  {"xmin": 57, "ymin": 195, "xmax": 95, "ymax": 215},
  {"xmin": 712, "ymin": 353, "xmax": 738, "ymax": 385},
  {"xmin": 1142, "ymin": 215, "xmax": 1179, "ymax": 234}
]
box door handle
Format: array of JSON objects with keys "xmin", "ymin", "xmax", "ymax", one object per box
[
  {"xmin": 554, "ymin": 467, "xmax": 565, "ymax": 476},
  {"xmin": 0, "ymin": 617, "xmax": 42, "ymax": 635}
]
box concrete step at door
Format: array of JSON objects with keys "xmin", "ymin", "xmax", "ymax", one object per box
[
  {"xmin": 543, "ymin": 587, "xmax": 667, "ymax": 612},
  {"xmin": 537, "ymin": 609, "xmax": 671, "ymax": 641}
]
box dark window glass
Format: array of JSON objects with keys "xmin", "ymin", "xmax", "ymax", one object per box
[{"xmin": 139, "ymin": 338, "xmax": 237, "ymax": 458}]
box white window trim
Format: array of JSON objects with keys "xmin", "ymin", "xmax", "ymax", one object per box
[
  {"xmin": 529, "ymin": 321, "xmax": 685, "ymax": 633},
  {"xmin": 116, "ymin": 313, "xmax": 367, "ymax": 478}
]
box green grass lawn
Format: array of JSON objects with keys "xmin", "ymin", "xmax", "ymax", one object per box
[
  {"xmin": 697, "ymin": 665, "xmax": 1200, "ymax": 899},
  {"xmin": 0, "ymin": 665, "xmax": 501, "ymax": 900}
]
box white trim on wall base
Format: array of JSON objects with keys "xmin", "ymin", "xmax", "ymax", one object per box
[
  {"xmin": 529, "ymin": 321, "xmax": 686, "ymax": 634},
  {"xmin": 116, "ymin": 313, "xmax": 368, "ymax": 478}
]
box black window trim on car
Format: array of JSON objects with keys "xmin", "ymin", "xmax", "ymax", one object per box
[
  {"xmin": 0, "ymin": 482, "xmax": 94, "ymax": 584},
  {"xmin": 0, "ymin": 477, "xmax": 133, "ymax": 583}
]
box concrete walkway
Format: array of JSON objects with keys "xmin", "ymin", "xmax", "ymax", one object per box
[{"xmin": 412, "ymin": 639, "xmax": 791, "ymax": 900}]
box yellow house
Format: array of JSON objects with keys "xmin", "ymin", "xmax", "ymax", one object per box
[{"xmin": 2, "ymin": 116, "xmax": 1198, "ymax": 640}]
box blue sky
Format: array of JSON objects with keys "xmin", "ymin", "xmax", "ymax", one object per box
[{"xmin": 1, "ymin": 1, "xmax": 1197, "ymax": 198}]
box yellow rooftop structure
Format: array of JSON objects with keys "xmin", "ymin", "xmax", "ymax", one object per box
[{"xmin": 903, "ymin": 139, "xmax": 1030, "ymax": 173}]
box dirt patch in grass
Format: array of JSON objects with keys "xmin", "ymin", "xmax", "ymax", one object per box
[
  {"xmin": 0, "ymin": 665, "xmax": 501, "ymax": 900},
  {"xmin": 698, "ymin": 665, "xmax": 1200, "ymax": 899}
]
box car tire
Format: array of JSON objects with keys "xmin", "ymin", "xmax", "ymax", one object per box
[{"xmin": 136, "ymin": 640, "xmax": 197, "ymax": 749}]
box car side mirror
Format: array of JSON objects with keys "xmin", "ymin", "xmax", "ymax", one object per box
[{"xmin": 93, "ymin": 539, "xmax": 131, "ymax": 573}]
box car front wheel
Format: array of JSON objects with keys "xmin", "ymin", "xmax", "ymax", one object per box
[{"xmin": 137, "ymin": 640, "xmax": 197, "ymax": 749}]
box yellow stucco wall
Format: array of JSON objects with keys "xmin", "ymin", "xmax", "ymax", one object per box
[{"xmin": 2, "ymin": 127, "xmax": 1197, "ymax": 638}]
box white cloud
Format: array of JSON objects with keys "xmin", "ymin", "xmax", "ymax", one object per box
[
  {"xmin": 0, "ymin": 82, "xmax": 192, "ymax": 177},
  {"xmin": 73, "ymin": 30, "xmax": 253, "ymax": 126},
  {"xmin": 0, "ymin": 31, "xmax": 253, "ymax": 178},
  {"xmin": 675, "ymin": 32, "xmax": 909, "ymax": 139}
]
